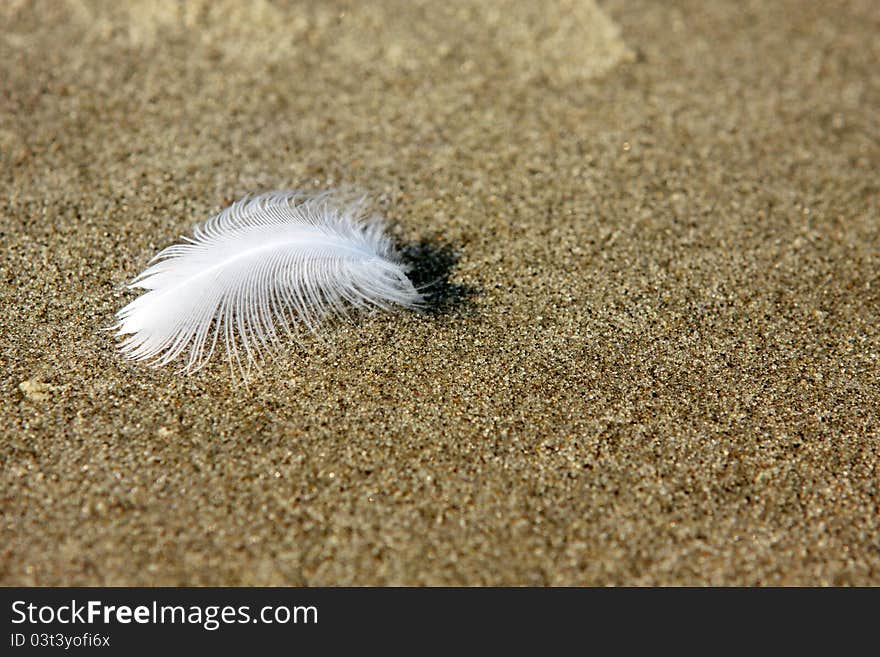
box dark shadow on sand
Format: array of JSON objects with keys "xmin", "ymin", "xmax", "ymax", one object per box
[{"xmin": 398, "ymin": 240, "xmax": 476, "ymax": 314}]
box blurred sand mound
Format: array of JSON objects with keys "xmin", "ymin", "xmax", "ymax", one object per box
[{"xmin": 9, "ymin": 0, "xmax": 631, "ymax": 83}]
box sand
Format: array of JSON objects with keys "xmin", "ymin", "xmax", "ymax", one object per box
[{"xmin": 1, "ymin": 0, "xmax": 878, "ymax": 585}]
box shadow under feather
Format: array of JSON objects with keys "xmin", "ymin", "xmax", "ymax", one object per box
[{"xmin": 397, "ymin": 239, "xmax": 476, "ymax": 314}]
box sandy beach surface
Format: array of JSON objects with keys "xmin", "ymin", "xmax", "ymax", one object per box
[{"xmin": 1, "ymin": 0, "xmax": 878, "ymax": 585}]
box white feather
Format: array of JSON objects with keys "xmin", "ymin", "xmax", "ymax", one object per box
[{"xmin": 113, "ymin": 191, "xmax": 423, "ymax": 373}]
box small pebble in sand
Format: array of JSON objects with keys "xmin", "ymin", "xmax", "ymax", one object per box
[{"xmin": 19, "ymin": 379, "xmax": 52, "ymax": 402}]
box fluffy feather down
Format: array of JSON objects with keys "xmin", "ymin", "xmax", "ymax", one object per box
[{"xmin": 113, "ymin": 191, "xmax": 422, "ymax": 373}]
